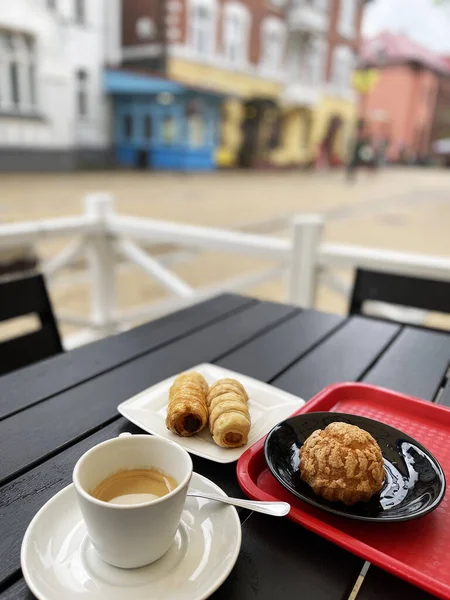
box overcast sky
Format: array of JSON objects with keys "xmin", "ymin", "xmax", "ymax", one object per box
[{"xmin": 363, "ymin": 0, "xmax": 450, "ymax": 54}]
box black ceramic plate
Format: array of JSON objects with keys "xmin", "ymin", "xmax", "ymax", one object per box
[{"xmin": 264, "ymin": 412, "xmax": 446, "ymax": 522}]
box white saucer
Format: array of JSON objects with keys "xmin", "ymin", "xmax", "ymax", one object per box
[{"xmin": 21, "ymin": 473, "xmax": 241, "ymax": 600}]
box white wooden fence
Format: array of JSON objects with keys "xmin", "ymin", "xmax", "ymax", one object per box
[{"xmin": 1, "ymin": 193, "xmax": 449, "ymax": 347}]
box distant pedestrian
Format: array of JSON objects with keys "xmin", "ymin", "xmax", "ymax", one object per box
[
  {"xmin": 346, "ymin": 120, "xmax": 377, "ymax": 181},
  {"xmin": 376, "ymin": 137, "xmax": 390, "ymax": 167}
]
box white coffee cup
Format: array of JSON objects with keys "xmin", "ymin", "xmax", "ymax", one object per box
[{"xmin": 73, "ymin": 434, "xmax": 193, "ymax": 569}]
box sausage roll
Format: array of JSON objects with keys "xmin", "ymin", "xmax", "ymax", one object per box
[
  {"xmin": 166, "ymin": 371, "xmax": 208, "ymax": 437},
  {"xmin": 207, "ymin": 379, "xmax": 250, "ymax": 448}
]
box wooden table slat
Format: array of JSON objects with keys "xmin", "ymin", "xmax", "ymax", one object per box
[
  {"xmin": 216, "ymin": 310, "xmax": 344, "ymax": 382},
  {"xmin": 0, "ymin": 293, "xmax": 254, "ymax": 421},
  {"xmin": 210, "ymin": 512, "xmax": 362, "ymax": 600},
  {"xmin": 0, "ymin": 301, "xmax": 298, "ymax": 485},
  {"xmin": 364, "ymin": 326, "xmax": 450, "ymax": 401},
  {"xmin": 271, "ymin": 316, "xmax": 401, "ymax": 400},
  {"xmin": 0, "ymin": 418, "xmax": 249, "ymax": 588},
  {"xmin": 357, "ymin": 566, "xmax": 437, "ymax": 600},
  {"xmin": 0, "ymin": 579, "xmax": 32, "ymax": 600}
]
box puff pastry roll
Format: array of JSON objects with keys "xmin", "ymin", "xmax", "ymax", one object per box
[
  {"xmin": 207, "ymin": 379, "xmax": 250, "ymax": 448},
  {"xmin": 166, "ymin": 371, "xmax": 209, "ymax": 437}
]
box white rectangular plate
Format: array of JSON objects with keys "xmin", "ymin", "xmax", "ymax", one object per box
[{"xmin": 117, "ymin": 363, "xmax": 305, "ymax": 464}]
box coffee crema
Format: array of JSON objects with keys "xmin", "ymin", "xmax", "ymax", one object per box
[{"xmin": 91, "ymin": 468, "xmax": 177, "ymax": 505}]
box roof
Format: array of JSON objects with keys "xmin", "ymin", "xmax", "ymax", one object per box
[
  {"xmin": 360, "ymin": 32, "xmax": 450, "ymax": 74},
  {"xmin": 104, "ymin": 68, "xmax": 228, "ymax": 99}
]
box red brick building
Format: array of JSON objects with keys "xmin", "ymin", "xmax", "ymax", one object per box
[{"xmin": 358, "ymin": 32, "xmax": 450, "ymax": 161}]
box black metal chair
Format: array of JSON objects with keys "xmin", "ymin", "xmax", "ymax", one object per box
[
  {"xmin": 349, "ymin": 269, "xmax": 450, "ymax": 317},
  {"xmin": 0, "ymin": 273, "xmax": 63, "ymax": 376}
]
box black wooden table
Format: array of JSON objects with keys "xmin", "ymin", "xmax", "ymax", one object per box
[{"xmin": 1, "ymin": 293, "xmax": 449, "ymax": 600}]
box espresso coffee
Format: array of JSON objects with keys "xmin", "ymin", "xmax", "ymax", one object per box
[{"xmin": 91, "ymin": 468, "xmax": 177, "ymax": 505}]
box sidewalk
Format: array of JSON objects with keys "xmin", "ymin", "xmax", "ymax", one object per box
[{"xmin": 0, "ymin": 167, "xmax": 449, "ymax": 338}]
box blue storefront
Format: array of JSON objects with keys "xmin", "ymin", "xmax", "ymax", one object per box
[{"xmin": 104, "ymin": 69, "xmax": 224, "ymax": 171}]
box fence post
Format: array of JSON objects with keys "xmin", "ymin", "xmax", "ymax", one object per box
[
  {"xmin": 288, "ymin": 214, "xmax": 324, "ymax": 308},
  {"xmin": 84, "ymin": 193, "xmax": 117, "ymax": 336}
]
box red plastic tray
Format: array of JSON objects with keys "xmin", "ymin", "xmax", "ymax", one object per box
[{"xmin": 237, "ymin": 383, "xmax": 450, "ymax": 599}]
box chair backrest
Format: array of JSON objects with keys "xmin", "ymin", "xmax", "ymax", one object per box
[
  {"xmin": 349, "ymin": 269, "xmax": 450, "ymax": 316},
  {"xmin": 0, "ymin": 273, "xmax": 63, "ymax": 376}
]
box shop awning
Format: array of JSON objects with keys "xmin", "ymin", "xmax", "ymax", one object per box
[
  {"xmin": 104, "ymin": 69, "xmax": 229, "ymax": 99},
  {"xmin": 104, "ymin": 69, "xmax": 185, "ymax": 96}
]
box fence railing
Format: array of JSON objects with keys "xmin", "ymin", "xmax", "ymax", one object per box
[{"xmin": 1, "ymin": 193, "xmax": 449, "ymax": 348}]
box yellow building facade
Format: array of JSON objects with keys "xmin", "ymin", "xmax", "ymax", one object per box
[
  {"xmin": 269, "ymin": 96, "xmax": 357, "ymax": 168},
  {"xmin": 168, "ymin": 58, "xmax": 282, "ymax": 168},
  {"xmin": 167, "ymin": 59, "xmax": 358, "ymax": 169},
  {"xmin": 160, "ymin": 0, "xmax": 364, "ymax": 169},
  {"xmin": 269, "ymin": 107, "xmax": 313, "ymax": 166},
  {"xmin": 313, "ymin": 93, "xmax": 358, "ymax": 163}
]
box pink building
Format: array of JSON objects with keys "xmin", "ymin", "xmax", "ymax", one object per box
[{"xmin": 358, "ymin": 32, "xmax": 450, "ymax": 161}]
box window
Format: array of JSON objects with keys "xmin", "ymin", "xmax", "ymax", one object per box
[
  {"xmin": 263, "ymin": 31, "xmax": 283, "ymax": 71},
  {"xmin": 304, "ymin": 49, "xmax": 317, "ymax": 85},
  {"xmin": 268, "ymin": 113, "xmax": 282, "ymax": 149},
  {"xmin": 286, "ymin": 38, "xmax": 300, "ymax": 80},
  {"xmin": 219, "ymin": 104, "xmax": 227, "ymax": 145},
  {"xmin": 292, "ymin": 0, "xmax": 322, "ymax": 6},
  {"xmin": 287, "ymin": 34, "xmax": 325, "ymax": 86},
  {"xmin": 332, "ymin": 45, "xmax": 354, "ymax": 93},
  {"xmin": 223, "ymin": 3, "xmax": 250, "ymax": 66},
  {"xmin": 123, "ymin": 115, "xmax": 133, "ymax": 140},
  {"xmin": 144, "ymin": 115, "xmax": 152, "ymax": 140},
  {"xmin": 188, "ymin": 114, "xmax": 205, "ymax": 146},
  {"xmin": 315, "ymin": 0, "xmax": 329, "ymax": 11},
  {"xmin": 10, "ymin": 63, "xmax": 19, "ymax": 106},
  {"xmin": 189, "ymin": 0, "xmax": 216, "ymax": 55},
  {"xmin": 303, "ymin": 37, "xmax": 326, "ymax": 85},
  {"xmin": 75, "ymin": 69, "xmax": 88, "ymax": 118},
  {"xmin": 0, "ymin": 31, "xmax": 37, "ymax": 113},
  {"xmin": 338, "ymin": 0, "xmax": 357, "ymax": 38},
  {"xmin": 269, "ymin": 0, "xmax": 288, "ymax": 8},
  {"xmin": 24, "ymin": 37, "xmax": 37, "ymax": 107},
  {"xmin": 136, "ymin": 17, "xmax": 155, "ymax": 40},
  {"xmin": 163, "ymin": 114, "xmax": 177, "ymax": 144},
  {"xmin": 187, "ymin": 99, "xmax": 205, "ymax": 147},
  {"xmin": 260, "ymin": 18, "xmax": 286, "ymax": 73},
  {"xmin": 29, "ymin": 64, "xmax": 36, "ymax": 106},
  {"xmin": 75, "ymin": 0, "xmax": 85, "ymax": 24}
]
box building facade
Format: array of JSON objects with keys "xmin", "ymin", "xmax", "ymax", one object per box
[
  {"xmin": 108, "ymin": 0, "xmax": 289, "ymax": 170},
  {"xmin": 272, "ymin": 0, "xmax": 329, "ymax": 168},
  {"xmin": 165, "ymin": 0, "xmax": 288, "ymax": 168},
  {"xmin": 358, "ymin": 32, "xmax": 448, "ymax": 162},
  {"xmin": 277, "ymin": 0, "xmax": 365, "ymax": 168},
  {"xmin": 0, "ymin": 0, "xmax": 109, "ymax": 171},
  {"xmin": 314, "ymin": 0, "xmax": 365, "ymax": 166},
  {"xmin": 107, "ymin": 0, "xmax": 366, "ymax": 170},
  {"xmin": 0, "ymin": 0, "xmax": 365, "ymax": 171},
  {"xmin": 105, "ymin": 68, "xmax": 224, "ymax": 170},
  {"xmin": 430, "ymin": 67, "xmax": 450, "ymax": 164}
]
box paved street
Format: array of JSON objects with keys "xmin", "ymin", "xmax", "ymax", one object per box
[{"xmin": 0, "ymin": 167, "xmax": 449, "ymax": 340}]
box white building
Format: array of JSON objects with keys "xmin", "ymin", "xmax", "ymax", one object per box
[
  {"xmin": 0, "ymin": 0, "xmax": 109, "ymax": 170},
  {"xmin": 284, "ymin": 0, "xmax": 330, "ymax": 107}
]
